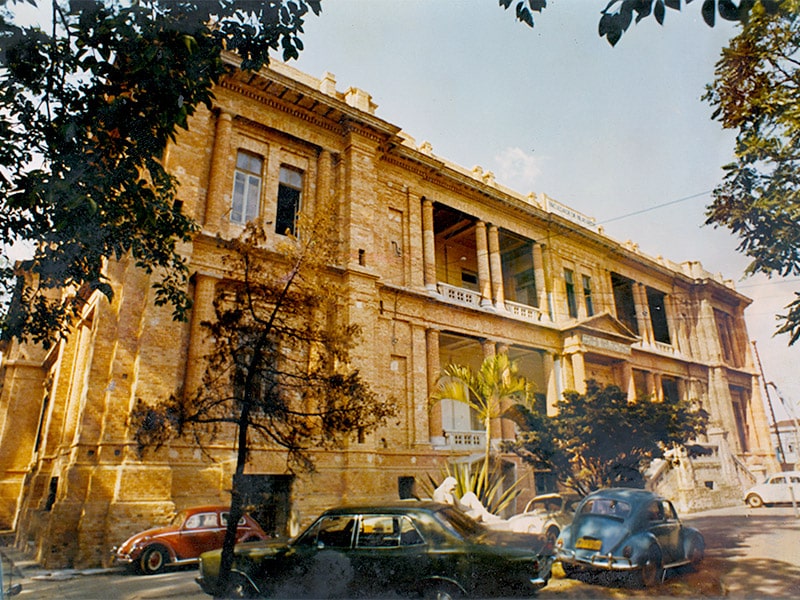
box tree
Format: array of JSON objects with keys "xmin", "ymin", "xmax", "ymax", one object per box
[
  {"xmin": 0, "ymin": 0, "xmax": 320, "ymax": 346},
  {"xmin": 505, "ymin": 380, "xmax": 708, "ymax": 496},
  {"xmin": 501, "ymin": 0, "xmax": 786, "ymax": 46},
  {"xmin": 130, "ymin": 216, "xmax": 396, "ymax": 596},
  {"xmin": 703, "ymin": 2, "xmax": 800, "ymax": 343},
  {"xmin": 430, "ymin": 353, "xmax": 534, "ymax": 499}
]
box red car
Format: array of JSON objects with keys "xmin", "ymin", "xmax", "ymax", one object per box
[{"xmin": 113, "ymin": 505, "xmax": 267, "ymax": 574}]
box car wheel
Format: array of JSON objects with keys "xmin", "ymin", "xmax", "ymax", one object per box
[
  {"xmin": 422, "ymin": 581, "xmax": 463, "ymax": 600},
  {"xmin": 560, "ymin": 562, "xmax": 580, "ymax": 579},
  {"xmin": 688, "ymin": 538, "xmax": 705, "ymax": 568},
  {"xmin": 746, "ymin": 494, "xmax": 764, "ymax": 508},
  {"xmin": 635, "ymin": 547, "xmax": 663, "ymax": 588},
  {"xmin": 139, "ymin": 545, "xmax": 169, "ymax": 575},
  {"xmin": 545, "ymin": 526, "xmax": 560, "ymax": 545},
  {"xmin": 220, "ymin": 574, "xmax": 258, "ymax": 599}
]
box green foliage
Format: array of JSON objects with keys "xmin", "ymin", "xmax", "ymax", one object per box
[
  {"xmin": 505, "ymin": 380, "xmax": 708, "ymax": 496},
  {"xmin": 703, "ymin": 2, "xmax": 800, "ymax": 343},
  {"xmin": 0, "ymin": 0, "xmax": 320, "ymax": 346},
  {"xmin": 431, "ymin": 353, "xmax": 535, "ymax": 491},
  {"xmin": 424, "ymin": 460, "xmax": 522, "ymax": 516},
  {"xmin": 500, "ymin": 0, "xmax": 785, "ymax": 45}
]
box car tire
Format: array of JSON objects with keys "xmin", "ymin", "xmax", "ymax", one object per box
[
  {"xmin": 219, "ymin": 573, "xmax": 258, "ymax": 599},
  {"xmin": 560, "ymin": 562, "xmax": 580, "ymax": 579},
  {"xmin": 746, "ymin": 494, "xmax": 764, "ymax": 508},
  {"xmin": 139, "ymin": 545, "xmax": 169, "ymax": 575},
  {"xmin": 422, "ymin": 581, "xmax": 463, "ymax": 600},
  {"xmin": 634, "ymin": 547, "xmax": 663, "ymax": 588},
  {"xmin": 545, "ymin": 526, "xmax": 560, "ymax": 545},
  {"xmin": 688, "ymin": 537, "xmax": 705, "ymax": 568}
]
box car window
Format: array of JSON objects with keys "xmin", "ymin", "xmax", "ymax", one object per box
[
  {"xmin": 316, "ymin": 515, "xmax": 356, "ymax": 549},
  {"xmin": 220, "ymin": 513, "xmax": 247, "ymax": 527},
  {"xmin": 185, "ymin": 513, "xmax": 218, "ymax": 529},
  {"xmin": 790, "ymin": 477, "xmax": 800, "ymax": 484},
  {"xmin": 662, "ymin": 501, "xmax": 678, "ymax": 521},
  {"xmin": 399, "ymin": 516, "xmax": 424, "ymax": 546},
  {"xmin": 646, "ymin": 501, "xmax": 664, "ymax": 522},
  {"xmin": 771, "ymin": 477, "xmax": 786, "ymax": 484},
  {"xmin": 357, "ymin": 516, "xmax": 399, "ymax": 548},
  {"xmin": 580, "ymin": 498, "xmax": 631, "ymax": 519}
]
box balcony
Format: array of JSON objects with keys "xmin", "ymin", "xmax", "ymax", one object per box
[
  {"xmin": 443, "ymin": 429, "xmax": 485, "ymax": 450},
  {"xmin": 436, "ymin": 283, "xmax": 547, "ymax": 325},
  {"xmin": 437, "ymin": 282, "xmax": 482, "ymax": 308}
]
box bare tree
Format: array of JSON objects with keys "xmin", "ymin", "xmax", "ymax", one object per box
[{"xmin": 131, "ymin": 214, "xmax": 396, "ymax": 595}]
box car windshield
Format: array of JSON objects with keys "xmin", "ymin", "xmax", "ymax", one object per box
[
  {"xmin": 435, "ymin": 506, "xmax": 487, "ymax": 539},
  {"xmin": 170, "ymin": 511, "xmax": 187, "ymax": 527},
  {"xmin": 528, "ymin": 497, "xmax": 561, "ymax": 513},
  {"xmin": 579, "ymin": 498, "xmax": 631, "ymax": 520}
]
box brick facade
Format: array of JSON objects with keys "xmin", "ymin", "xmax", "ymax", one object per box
[{"xmin": 0, "ymin": 57, "xmax": 778, "ymax": 567}]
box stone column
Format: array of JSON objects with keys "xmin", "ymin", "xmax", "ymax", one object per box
[
  {"xmin": 421, "ymin": 197, "xmax": 437, "ymax": 292},
  {"xmin": 184, "ymin": 274, "xmax": 218, "ymax": 395},
  {"xmin": 316, "ymin": 149, "xmax": 334, "ymax": 214},
  {"xmin": 487, "ymin": 224, "xmax": 505, "ymax": 310},
  {"xmin": 532, "ymin": 243, "xmax": 549, "ymax": 321},
  {"xmin": 494, "ymin": 342, "xmax": 516, "ymax": 440},
  {"xmin": 621, "ymin": 361, "xmax": 635, "ymax": 403},
  {"xmin": 475, "ymin": 221, "xmax": 492, "ymax": 308},
  {"xmin": 203, "ymin": 110, "xmax": 233, "ymax": 233},
  {"xmin": 633, "ymin": 283, "xmax": 651, "ymax": 344},
  {"xmin": 571, "ymin": 352, "xmax": 586, "ymax": 394},
  {"xmin": 426, "ymin": 328, "xmax": 444, "ymax": 446},
  {"xmin": 653, "ymin": 373, "xmax": 663, "ymax": 402},
  {"xmin": 480, "ymin": 339, "xmax": 503, "ymax": 443},
  {"xmin": 543, "ymin": 352, "xmax": 559, "ymax": 416},
  {"xmin": 645, "ymin": 371, "xmax": 656, "ymax": 400}
]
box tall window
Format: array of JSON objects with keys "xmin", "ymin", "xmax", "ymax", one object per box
[
  {"xmin": 611, "ymin": 272, "xmax": 638, "ymax": 334},
  {"xmin": 582, "ymin": 274, "xmax": 594, "ymax": 316},
  {"xmin": 231, "ymin": 151, "xmax": 262, "ymax": 224},
  {"xmin": 564, "ymin": 269, "xmax": 578, "ymax": 318},
  {"xmin": 276, "ymin": 166, "xmax": 303, "ymax": 236},
  {"xmin": 646, "ymin": 287, "xmax": 671, "ymax": 344}
]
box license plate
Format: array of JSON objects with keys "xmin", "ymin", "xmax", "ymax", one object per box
[{"xmin": 575, "ymin": 537, "xmax": 602, "ymax": 551}]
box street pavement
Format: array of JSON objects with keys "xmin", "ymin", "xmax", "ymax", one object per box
[{"xmin": 2, "ymin": 503, "xmax": 800, "ymax": 598}]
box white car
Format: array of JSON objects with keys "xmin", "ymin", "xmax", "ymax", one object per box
[
  {"xmin": 489, "ymin": 493, "xmax": 580, "ymax": 542},
  {"xmin": 744, "ymin": 471, "xmax": 800, "ymax": 507}
]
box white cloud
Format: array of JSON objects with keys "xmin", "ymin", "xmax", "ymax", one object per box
[{"xmin": 492, "ymin": 147, "xmax": 544, "ymax": 194}]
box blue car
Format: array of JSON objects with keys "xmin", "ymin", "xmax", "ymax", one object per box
[{"xmin": 555, "ymin": 488, "xmax": 704, "ymax": 587}]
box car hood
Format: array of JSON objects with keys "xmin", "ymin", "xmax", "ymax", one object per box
[
  {"xmin": 568, "ymin": 516, "xmax": 629, "ymax": 553},
  {"xmin": 117, "ymin": 525, "xmax": 180, "ymax": 553}
]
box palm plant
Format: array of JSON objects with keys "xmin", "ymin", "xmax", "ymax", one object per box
[{"xmin": 431, "ymin": 353, "xmax": 534, "ymax": 494}]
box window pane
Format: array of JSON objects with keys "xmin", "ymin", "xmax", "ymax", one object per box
[
  {"xmin": 231, "ymin": 173, "xmax": 246, "ymax": 223},
  {"xmin": 245, "ymin": 174, "xmax": 261, "ymax": 222},
  {"xmin": 231, "ymin": 152, "xmax": 262, "ymax": 224},
  {"xmin": 279, "ymin": 166, "xmax": 303, "ymax": 188}
]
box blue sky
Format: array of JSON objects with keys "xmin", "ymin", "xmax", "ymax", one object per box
[{"xmin": 291, "ymin": 0, "xmax": 799, "ymax": 422}]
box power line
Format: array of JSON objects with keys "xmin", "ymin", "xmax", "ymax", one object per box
[{"xmin": 599, "ymin": 190, "xmax": 713, "ymax": 226}]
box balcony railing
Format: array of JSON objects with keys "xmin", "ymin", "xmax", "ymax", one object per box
[
  {"xmin": 437, "ymin": 282, "xmax": 482, "ymax": 308},
  {"xmin": 443, "ymin": 429, "xmax": 485, "ymax": 450},
  {"xmin": 505, "ymin": 300, "xmax": 547, "ymax": 323},
  {"xmin": 436, "ymin": 283, "xmax": 547, "ymax": 325}
]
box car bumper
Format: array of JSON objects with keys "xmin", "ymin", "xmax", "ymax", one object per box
[{"xmin": 557, "ymin": 549, "xmax": 637, "ymax": 571}]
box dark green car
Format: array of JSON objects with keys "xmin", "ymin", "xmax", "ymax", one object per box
[{"xmin": 196, "ymin": 501, "xmax": 554, "ymax": 599}]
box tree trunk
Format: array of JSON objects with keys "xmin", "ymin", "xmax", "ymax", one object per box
[{"xmin": 215, "ymin": 404, "xmax": 251, "ymax": 595}]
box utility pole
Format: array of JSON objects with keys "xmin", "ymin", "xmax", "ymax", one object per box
[{"xmin": 752, "ymin": 341, "xmax": 787, "ymax": 469}]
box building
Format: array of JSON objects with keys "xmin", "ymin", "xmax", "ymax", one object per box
[{"xmin": 0, "ymin": 57, "xmax": 778, "ymax": 568}]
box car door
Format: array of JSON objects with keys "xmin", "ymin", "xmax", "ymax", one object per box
[
  {"xmin": 767, "ymin": 476, "xmax": 788, "ymax": 504},
  {"xmin": 349, "ymin": 514, "xmax": 427, "ymax": 597},
  {"xmin": 645, "ymin": 501, "xmax": 681, "ymax": 563},
  {"xmin": 280, "ymin": 514, "xmax": 357, "ymax": 598},
  {"xmin": 178, "ymin": 511, "xmax": 222, "ymax": 558},
  {"xmin": 789, "ymin": 475, "xmax": 800, "ymax": 504}
]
